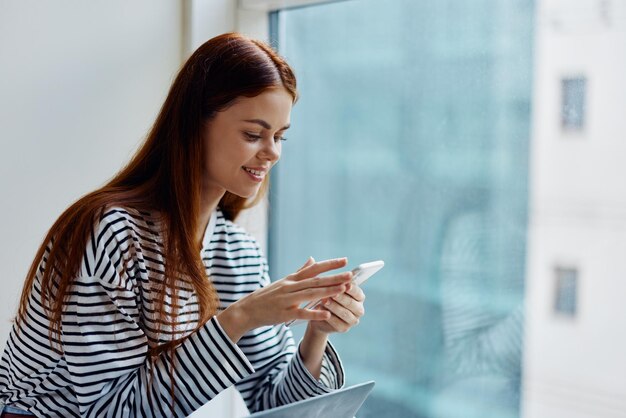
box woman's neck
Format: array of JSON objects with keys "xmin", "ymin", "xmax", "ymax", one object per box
[{"xmin": 196, "ymin": 185, "xmax": 225, "ymax": 246}]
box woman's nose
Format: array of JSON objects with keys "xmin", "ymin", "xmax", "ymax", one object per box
[{"xmin": 260, "ymin": 139, "xmax": 280, "ymax": 162}]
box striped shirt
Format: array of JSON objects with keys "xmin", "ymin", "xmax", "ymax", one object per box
[{"xmin": 0, "ymin": 207, "xmax": 344, "ymax": 417}]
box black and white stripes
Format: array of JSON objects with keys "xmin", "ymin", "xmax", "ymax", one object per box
[{"xmin": 0, "ymin": 207, "xmax": 344, "ymax": 417}]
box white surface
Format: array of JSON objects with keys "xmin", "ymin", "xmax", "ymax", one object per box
[
  {"xmin": 0, "ymin": 0, "xmax": 182, "ymax": 347},
  {"xmin": 522, "ymin": 0, "xmax": 626, "ymax": 417},
  {"xmin": 0, "ymin": 1, "xmax": 260, "ymax": 416},
  {"xmin": 184, "ymin": 0, "xmax": 237, "ymax": 58}
]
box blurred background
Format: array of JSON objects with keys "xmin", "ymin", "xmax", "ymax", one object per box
[{"xmin": 1, "ymin": 0, "xmax": 625, "ymax": 417}]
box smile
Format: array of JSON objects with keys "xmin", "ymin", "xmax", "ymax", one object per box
[{"xmin": 242, "ymin": 166, "xmax": 266, "ymax": 182}]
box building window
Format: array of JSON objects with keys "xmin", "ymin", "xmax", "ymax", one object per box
[
  {"xmin": 561, "ymin": 77, "xmax": 586, "ymax": 131},
  {"xmin": 554, "ymin": 267, "xmax": 578, "ymax": 316}
]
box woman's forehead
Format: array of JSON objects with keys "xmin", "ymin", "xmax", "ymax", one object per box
[{"xmin": 221, "ymin": 89, "xmax": 293, "ymax": 126}]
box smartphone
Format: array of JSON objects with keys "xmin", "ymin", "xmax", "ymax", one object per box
[{"xmin": 286, "ymin": 260, "xmax": 384, "ymax": 327}]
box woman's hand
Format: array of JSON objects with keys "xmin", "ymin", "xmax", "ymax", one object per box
[
  {"xmin": 297, "ymin": 277, "xmax": 365, "ymax": 379},
  {"xmin": 216, "ymin": 257, "xmax": 352, "ymax": 343},
  {"xmin": 306, "ymin": 282, "xmax": 366, "ymax": 335}
]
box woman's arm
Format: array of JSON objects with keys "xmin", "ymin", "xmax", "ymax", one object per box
[
  {"xmin": 223, "ymin": 255, "xmax": 346, "ymax": 412},
  {"xmin": 299, "ymin": 326, "xmax": 329, "ymax": 380},
  {"xmin": 299, "ymin": 281, "xmax": 366, "ymax": 380},
  {"xmin": 62, "ymin": 274, "xmax": 256, "ymax": 418}
]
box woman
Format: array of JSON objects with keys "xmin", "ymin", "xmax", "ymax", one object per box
[{"xmin": 0, "ymin": 33, "xmax": 365, "ymax": 418}]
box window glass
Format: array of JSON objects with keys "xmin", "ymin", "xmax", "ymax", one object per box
[
  {"xmin": 554, "ymin": 267, "xmax": 578, "ymax": 316},
  {"xmin": 269, "ymin": 1, "xmax": 532, "ymax": 417},
  {"xmin": 561, "ymin": 77, "xmax": 586, "ymax": 131}
]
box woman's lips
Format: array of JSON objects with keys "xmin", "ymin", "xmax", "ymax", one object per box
[{"xmin": 242, "ymin": 166, "xmax": 265, "ymax": 182}]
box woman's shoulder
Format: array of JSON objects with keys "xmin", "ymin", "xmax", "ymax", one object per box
[
  {"xmin": 78, "ymin": 205, "xmax": 163, "ymax": 284},
  {"xmin": 91, "ymin": 205, "xmax": 163, "ymax": 257},
  {"xmin": 96, "ymin": 205, "xmax": 160, "ymax": 236},
  {"xmin": 98, "ymin": 205, "xmax": 158, "ymax": 226}
]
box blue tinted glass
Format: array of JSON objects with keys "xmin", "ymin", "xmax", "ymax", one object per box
[
  {"xmin": 562, "ymin": 78, "xmax": 586, "ymax": 130},
  {"xmin": 555, "ymin": 268, "xmax": 578, "ymax": 316},
  {"xmin": 269, "ymin": 1, "xmax": 533, "ymax": 417}
]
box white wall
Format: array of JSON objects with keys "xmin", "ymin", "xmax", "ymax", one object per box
[
  {"xmin": 522, "ymin": 1, "xmax": 626, "ymax": 417},
  {"xmin": 0, "ymin": 0, "xmax": 183, "ymax": 342},
  {"xmin": 0, "ymin": 1, "xmax": 261, "ymax": 416}
]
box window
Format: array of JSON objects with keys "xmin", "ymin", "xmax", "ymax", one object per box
[
  {"xmin": 554, "ymin": 267, "xmax": 578, "ymax": 317},
  {"xmin": 561, "ymin": 77, "xmax": 586, "ymax": 131},
  {"xmin": 269, "ymin": 0, "xmax": 532, "ymax": 416}
]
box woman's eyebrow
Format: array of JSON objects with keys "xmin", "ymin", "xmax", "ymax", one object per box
[{"xmin": 243, "ymin": 119, "xmax": 290, "ymax": 130}]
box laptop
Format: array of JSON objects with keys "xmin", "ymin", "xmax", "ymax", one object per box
[{"xmin": 245, "ymin": 381, "xmax": 375, "ymax": 418}]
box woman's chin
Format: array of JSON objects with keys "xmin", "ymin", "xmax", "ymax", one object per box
[{"xmin": 229, "ymin": 187, "xmax": 260, "ymax": 200}]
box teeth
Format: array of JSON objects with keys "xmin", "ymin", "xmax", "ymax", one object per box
[{"xmin": 244, "ymin": 167, "xmax": 264, "ymax": 176}]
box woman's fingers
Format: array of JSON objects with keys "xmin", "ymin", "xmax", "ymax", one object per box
[
  {"xmin": 294, "ymin": 307, "xmax": 332, "ymax": 322},
  {"xmin": 319, "ymin": 302, "xmax": 355, "ymax": 332},
  {"xmin": 331, "ymin": 291, "xmax": 365, "ymax": 317},
  {"xmin": 346, "ymin": 283, "xmax": 366, "ymax": 302},
  {"xmin": 291, "ymin": 257, "xmax": 348, "ymax": 281},
  {"xmin": 290, "ymin": 271, "xmax": 352, "ymax": 292},
  {"xmin": 239, "ymin": 257, "xmax": 354, "ymax": 328},
  {"xmin": 291, "ymin": 282, "xmax": 349, "ymax": 303},
  {"xmin": 296, "ymin": 256, "xmax": 316, "ymax": 272}
]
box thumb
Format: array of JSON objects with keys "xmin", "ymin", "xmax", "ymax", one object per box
[{"xmin": 297, "ymin": 256, "xmax": 316, "ymax": 272}]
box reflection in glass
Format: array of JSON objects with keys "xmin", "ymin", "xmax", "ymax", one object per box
[
  {"xmin": 269, "ymin": 1, "xmax": 533, "ymax": 416},
  {"xmin": 561, "ymin": 77, "xmax": 586, "ymax": 130}
]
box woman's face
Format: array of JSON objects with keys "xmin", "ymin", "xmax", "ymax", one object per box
[{"xmin": 202, "ymin": 87, "xmax": 293, "ymax": 199}]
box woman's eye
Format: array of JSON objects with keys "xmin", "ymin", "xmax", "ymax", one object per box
[
  {"xmin": 244, "ymin": 132, "xmax": 262, "ymax": 141},
  {"xmin": 244, "ymin": 132, "xmax": 288, "ymax": 143}
]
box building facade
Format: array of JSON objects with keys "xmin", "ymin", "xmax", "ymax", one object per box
[{"xmin": 522, "ymin": 1, "xmax": 626, "ymax": 417}]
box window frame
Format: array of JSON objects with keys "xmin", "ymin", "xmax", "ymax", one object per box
[{"xmin": 239, "ymin": 0, "xmax": 352, "ymax": 12}]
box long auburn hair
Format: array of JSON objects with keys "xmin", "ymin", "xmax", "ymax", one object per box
[{"xmin": 16, "ymin": 33, "xmax": 297, "ymax": 359}]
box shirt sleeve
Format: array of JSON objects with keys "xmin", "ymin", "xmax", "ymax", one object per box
[
  {"xmin": 60, "ymin": 219, "xmax": 257, "ymax": 418},
  {"xmin": 62, "ymin": 275, "xmax": 257, "ymax": 418},
  {"xmin": 233, "ymin": 255, "xmax": 345, "ymax": 413}
]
